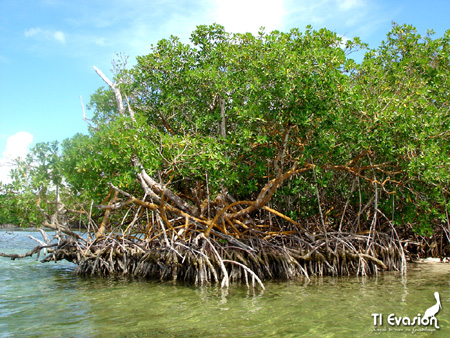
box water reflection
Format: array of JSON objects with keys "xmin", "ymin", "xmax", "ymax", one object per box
[{"xmin": 1, "ymin": 229, "xmax": 450, "ymax": 337}]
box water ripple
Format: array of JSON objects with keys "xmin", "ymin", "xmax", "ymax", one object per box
[{"xmin": 1, "ymin": 230, "xmax": 450, "ymax": 337}]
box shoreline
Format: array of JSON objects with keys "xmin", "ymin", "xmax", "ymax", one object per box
[
  {"xmin": 0, "ymin": 224, "xmax": 86, "ymax": 230},
  {"xmin": 0, "ymin": 224, "xmax": 19, "ymax": 229},
  {"xmin": 415, "ymin": 257, "xmax": 450, "ymax": 263}
]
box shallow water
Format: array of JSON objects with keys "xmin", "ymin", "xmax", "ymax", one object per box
[{"xmin": 1, "ymin": 229, "xmax": 450, "ymax": 337}]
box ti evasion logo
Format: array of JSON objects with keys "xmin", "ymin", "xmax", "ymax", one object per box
[{"xmin": 372, "ymin": 292, "xmax": 442, "ymax": 333}]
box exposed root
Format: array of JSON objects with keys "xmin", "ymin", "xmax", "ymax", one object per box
[
  {"xmin": 35, "ymin": 226, "xmax": 405, "ymax": 290},
  {"xmin": 0, "ymin": 166, "xmax": 410, "ymax": 288}
]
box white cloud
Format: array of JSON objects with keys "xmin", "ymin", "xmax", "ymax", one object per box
[
  {"xmin": 0, "ymin": 132, "xmax": 33, "ymax": 184},
  {"xmin": 336, "ymin": 33, "xmax": 350, "ymax": 48},
  {"xmin": 24, "ymin": 27, "xmax": 66, "ymax": 44},
  {"xmin": 338, "ymin": 0, "xmax": 366, "ymax": 11},
  {"xmin": 24, "ymin": 27, "xmax": 39, "ymax": 37},
  {"xmin": 213, "ymin": 0, "xmax": 285, "ymax": 34},
  {"xmin": 282, "ymin": 0, "xmax": 384, "ymax": 43},
  {"xmin": 53, "ymin": 30, "xmax": 66, "ymax": 44}
]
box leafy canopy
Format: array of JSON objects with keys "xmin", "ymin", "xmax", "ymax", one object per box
[{"xmin": 1, "ymin": 23, "xmax": 449, "ymax": 235}]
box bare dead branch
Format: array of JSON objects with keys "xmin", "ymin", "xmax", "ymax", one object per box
[
  {"xmin": 93, "ymin": 66, "xmax": 125, "ymax": 116},
  {"xmin": 0, "ymin": 244, "xmax": 57, "ymax": 260}
]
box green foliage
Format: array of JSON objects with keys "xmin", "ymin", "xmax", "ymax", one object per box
[
  {"xmin": 0, "ymin": 142, "xmax": 62, "ymax": 226},
  {"xmin": 350, "ymin": 24, "xmax": 450, "ymax": 230},
  {"xmin": 123, "ymin": 25, "xmax": 364, "ymax": 199},
  {"xmin": 87, "ymin": 87, "xmax": 119, "ymax": 125},
  {"xmin": 2, "ymin": 23, "xmax": 449, "ymax": 235}
]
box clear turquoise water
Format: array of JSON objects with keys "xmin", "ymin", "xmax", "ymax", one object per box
[{"xmin": 1, "ymin": 229, "xmax": 450, "ymax": 337}]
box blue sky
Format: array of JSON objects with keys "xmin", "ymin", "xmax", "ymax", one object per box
[{"xmin": 1, "ymin": 0, "xmax": 449, "ymax": 183}]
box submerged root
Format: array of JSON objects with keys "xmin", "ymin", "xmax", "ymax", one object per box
[{"xmin": 49, "ymin": 228, "xmax": 404, "ymax": 289}]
